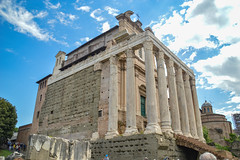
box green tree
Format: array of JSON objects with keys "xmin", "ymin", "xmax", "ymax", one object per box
[{"xmin": 0, "ymin": 97, "xmax": 17, "ymax": 145}]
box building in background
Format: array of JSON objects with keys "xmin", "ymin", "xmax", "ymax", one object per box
[
  {"xmin": 16, "ymin": 123, "xmax": 32, "ymax": 146},
  {"xmin": 30, "ymin": 74, "xmax": 52, "ymax": 135},
  {"xmin": 201, "ymin": 100, "xmax": 233, "ymax": 146},
  {"xmin": 232, "ymin": 113, "xmax": 240, "ymax": 135}
]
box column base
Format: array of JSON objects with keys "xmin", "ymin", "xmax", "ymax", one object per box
[
  {"xmin": 144, "ymin": 123, "xmax": 162, "ymax": 134},
  {"xmin": 183, "ymin": 132, "xmax": 192, "ymax": 138},
  {"xmin": 91, "ymin": 132, "xmax": 99, "ymax": 141},
  {"xmin": 161, "ymin": 126, "xmax": 173, "ymax": 133},
  {"xmin": 173, "ymin": 130, "xmax": 183, "ymax": 135},
  {"xmin": 199, "ymin": 137, "xmax": 206, "ymax": 143},
  {"xmin": 105, "ymin": 130, "xmax": 119, "ymax": 139},
  {"xmin": 123, "ymin": 127, "xmax": 138, "ymax": 136},
  {"xmin": 192, "ymin": 135, "xmax": 199, "ymax": 140}
]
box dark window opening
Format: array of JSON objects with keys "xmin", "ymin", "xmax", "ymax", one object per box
[
  {"xmin": 207, "ymin": 108, "xmax": 210, "ymax": 112},
  {"xmin": 40, "ymin": 95, "xmax": 42, "ymax": 101},
  {"xmin": 37, "ymin": 111, "xmax": 40, "ymax": 119},
  {"xmin": 51, "ymin": 110, "xmax": 53, "ymax": 114},
  {"xmin": 98, "ymin": 109, "xmax": 103, "ymax": 117},
  {"xmin": 140, "ymin": 95, "xmax": 146, "ymax": 117}
]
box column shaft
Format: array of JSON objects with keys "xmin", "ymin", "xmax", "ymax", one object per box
[
  {"xmin": 166, "ymin": 59, "xmax": 182, "ymax": 134},
  {"xmin": 191, "ymin": 77, "xmax": 205, "ymax": 142},
  {"xmin": 176, "ymin": 66, "xmax": 191, "ymax": 137},
  {"xmin": 184, "ymin": 73, "xmax": 198, "ymax": 139},
  {"xmin": 124, "ymin": 48, "xmax": 138, "ymax": 135},
  {"xmin": 143, "ymin": 41, "xmax": 162, "ymax": 134},
  {"xmin": 156, "ymin": 51, "xmax": 172, "ymax": 132},
  {"xmin": 105, "ymin": 55, "xmax": 119, "ymax": 139}
]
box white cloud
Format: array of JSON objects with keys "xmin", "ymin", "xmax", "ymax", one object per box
[
  {"xmin": 74, "ymin": 41, "xmax": 81, "ymax": 46},
  {"xmin": 5, "ymin": 48, "xmax": 14, "ymax": 53},
  {"xmin": 215, "ymin": 106, "xmax": 239, "ymax": 117},
  {"xmin": 227, "ymin": 96, "xmax": 240, "ymax": 104},
  {"xmin": 185, "ymin": 52, "xmax": 197, "ymax": 62},
  {"xmin": 0, "ymin": 0, "xmax": 50, "ymax": 41},
  {"xmin": 90, "ymin": 9, "xmax": 104, "ymax": 21},
  {"xmin": 80, "ymin": 37, "xmax": 90, "ymax": 42},
  {"xmin": 44, "ymin": 0, "xmax": 61, "ymax": 9},
  {"xmin": 35, "ymin": 11, "xmax": 48, "ymax": 18},
  {"xmin": 104, "ymin": 6, "xmax": 119, "ymax": 16},
  {"xmin": 75, "ymin": 6, "xmax": 90, "ymax": 12},
  {"xmin": 75, "ymin": 37, "xmax": 90, "ymax": 46},
  {"xmin": 193, "ymin": 41, "xmax": 240, "ymax": 104},
  {"xmin": 101, "ymin": 21, "xmax": 110, "ymax": 33},
  {"xmin": 152, "ymin": 0, "xmax": 240, "ymax": 52},
  {"xmin": 56, "ymin": 12, "xmax": 78, "ymax": 25}
]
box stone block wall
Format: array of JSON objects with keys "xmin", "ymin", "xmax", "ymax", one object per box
[
  {"xmin": 38, "ymin": 66, "xmax": 101, "ymax": 140},
  {"xmin": 91, "ymin": 134, "xmax": 198, "ymax": 160},
  {"xmin": 26, "ymin": 134, "xmax": 91, "ymax": 160},
  {"xmin": 27, "ymin": 134, "xmax": 198, "ymax": 160}
]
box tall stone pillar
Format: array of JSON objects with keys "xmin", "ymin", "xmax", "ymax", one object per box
[
  {"xmin": 184, "ymin": 73, "xmax": 198, "ymax": 139},
  {"xmin": 156, "ymin": 50, "xmax": 172, "ymax": 133},
  {"xmin": 191, "ymin": 77, "xmax": 205, "ymax": 142},
  {"xmin": 166, "ymin": 59, "xmax": 182, "ymax": 135},
  {"xmin": 143, "ymin": 41, "xmax": 162, "ymax": 134},
  {"xmin": 105, "ymin": 55, "xmax": 119, "ymax": 139},
  {"xmin": 124, "ymin": 48, "xmax": 138, "ymax": 136},
  {"xmin": 176, "ymin": 66, "xmax": 191, "ymax": 137}
]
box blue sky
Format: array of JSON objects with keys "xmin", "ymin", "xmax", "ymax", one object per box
[{"xmin": 0, "ymin": 0, "xmax": 240, "ymax": 128}]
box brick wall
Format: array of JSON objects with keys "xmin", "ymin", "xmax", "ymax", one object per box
[{"xmin": 16, "ymin": 124, "xmax": 32, "ymax": 145}]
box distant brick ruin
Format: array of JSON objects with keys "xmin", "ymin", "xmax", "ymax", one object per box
[{"xmin": 28, "ymin": 10, "xmax": 236, "ymax": 160}]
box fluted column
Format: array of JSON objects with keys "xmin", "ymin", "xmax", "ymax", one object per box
[
  {"xmin": 166, "ymin": 59, "xmax": 182, "ymax": 135},
  {"xmin": 105, "ymin": 55, "xmax": 119, "ymax": 139},
  {"xmin": 191, "ymin": 77, "xmax": 205, "ymax": 142},
  {"xmin": 143, "ymin": 41, "xmax": 162, "ymax": 134},
  {"xmin": 156, "ymin": 50, "xmax": 172, "ymax": 133},
  {"xmin": 124, "ymin": 48, "xmax": 138, "ymax": 136},
  {"xmin": 184, "ymin": 73, "xmax": 198, "ymax": 139},
  {"xmin": 176, "ymin": 66, "xmax": 191, "ymax": 137}
]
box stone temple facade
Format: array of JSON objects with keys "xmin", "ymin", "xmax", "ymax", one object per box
[
  {"xmin": 32, "ymin": 10, "xmax": 205, "ymax": 142},
  {"xmin": 27, "ymin": 10, "xmax": 239, "ymax": 160}
]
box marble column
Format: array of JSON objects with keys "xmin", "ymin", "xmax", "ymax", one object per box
[
  {"xmin": 143, "ymin": 41, "xmax": 162, "ymax": 134},
  {"xmin": 191, "ymin": 77, "xmax": 205, "ymax": 142},
  {"xmin": 184, "ymin": 73, "xmax": 198, "ymax": 139},
  {"xmin": 176, "ymin": 66, "xmax": 191, "ymax": 137},
  {"xmin": 105, "ymin": 55, "xmax": 119, "ymax": 139},
  {"xmin": 166, "ymin": 59, "xmax": 182, "ymax": 135},
  {"xmin": 156, "ymin": 50, "xmax": 172, "ymax": 133},
  {"xmin": 124, "ymin": 48, "xmax": 138, "ymax": 136}
]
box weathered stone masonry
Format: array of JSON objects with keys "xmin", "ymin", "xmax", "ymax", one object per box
[{"xmin": 38, "ymin": 66, "xmax": 101, "ymax": 140}]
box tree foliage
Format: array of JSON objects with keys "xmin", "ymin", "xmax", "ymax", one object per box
[
  {"xmin": 224, "ymin": 133, "xmax": 240, "ymax": 143},
  {"xmin": 0, "ymin": 97, "xmax": 17, "ymax": 145},
  {"xmin": 203, "ymin": 126, "xmax": 214, "ymax": 145}
]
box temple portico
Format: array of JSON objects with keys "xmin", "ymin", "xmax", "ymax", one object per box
[{"xmin": 104, "ymin": 28, "xmax": 202, "ymax": 140}]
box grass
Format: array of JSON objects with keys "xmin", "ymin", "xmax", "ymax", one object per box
[{"xmin": 0, "ymin": 149, "xmax": 12, "ymax": 157}]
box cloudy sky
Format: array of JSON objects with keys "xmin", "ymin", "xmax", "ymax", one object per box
[{"xmin": 0, "ymin": 0, "xmax": 239, "ymax": 128}]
